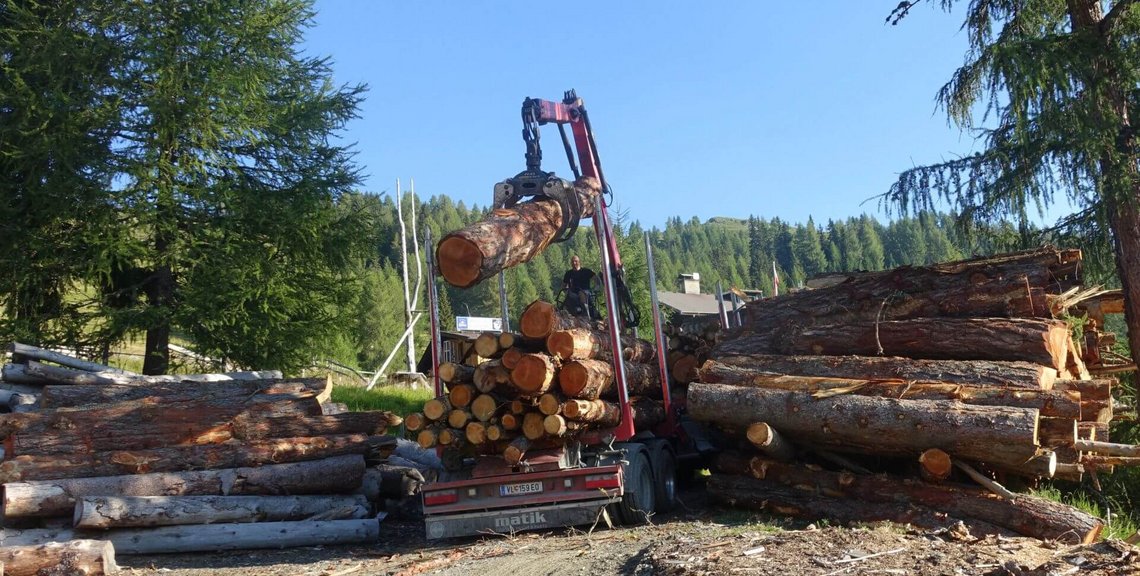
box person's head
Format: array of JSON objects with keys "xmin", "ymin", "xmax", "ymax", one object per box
[{"xmin": 570, "ymin": 255, "xmax": 581, "ymax": 270}]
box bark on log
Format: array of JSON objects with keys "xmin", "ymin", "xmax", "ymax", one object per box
[
  {"xmin": 991, "ymin": 450, "xmax": 1058, "ymax": 479},
  {"xmin": 1, "ymin": 393, "xmax": 322, "ymax": 456},
  {"xmin": 717, "ymin": 318, "xmax": 1072, "ymax": 372},
  {"xmin": 503, "ymin": 436, "xmax": 530, "ymax": 465},
  {"xmin": 39, "ymin": 377, "xmax": 324, "ymax": 409},
  {"xmin": 437, "ymin": 177, "xmax": 601, "ymax": 288},
  {"xmin": 73, "ymin": 494, "xmax": 370, "ymax": 529},
  {"xmin": 729, "ymin": 247, "xmax": 1080, "ymax": 339},
  {"xmin": 561, "ymin": 397, "xmax": 664, "ymax": 429},
  {"xmin": 519, "ymin": 300, "xmax": 593, "ymax": 340},
  {"xmin": 546, "ymin": 328, "xmax": 656, "ymax": 363},
  {"xmin": 1038, "ymin": 417, "xmax": 1077, "ymax": 447},
  {"xmin": 1, "ymin": 540, "xmax": 117, "ymax": 576},
  {"xmin": 229, "ymin": 411, "xmax": 401, "ymax": 441},
  {"xmin": 111, "ymin": 519, "xmax": 380, "ymax": 554},
  {"xmin": 1054, "ymin": 378, "xmax": 1113, "ymax": 401},
  {"xmin": 745, "ymin": 422, "xmax": 796, "ymax": 461},
  {"xmin": 558, "ymin": 359, "xmax": 661, "ymax": 400},
  {"xmin": 438, "ymin": 362, "xmax": 474, "ymax": 384},
  {"xmin": 511, "ymin": 353, "xmax": 558, "ymax": 396},
  {"xmin": 2, "ymin": 454, "xmax": 366, "ymax": 518},
  {"xmin": 0, "ymin": 434, "xmax": 393, "ymax": 482},
  {"xmin": 743, "ymin": 454, "xmax": 1102, "ymax": 543},
  {"xmin": 688, "ymin": 382, "xmax": 1040, "ymax": 466},
  {"xmin": 1073, "ymin": 439, "xmax": 1140, "ymax": 457},
  {"xmin": 473, "ymin": 360, "xmax": 510, "ymax": 394},
  {"xmin": 708, "ymin": 354, "xmax": 1057, "ymax": 390},
  {"xmin": 20, "ymin": 359, "xmax": 280, "ymax": 385},
  {"xmin": 697, "ymin": 361, "xmax": 1079, "ymax": 417},
  {"xmin": 707, "ymin": 474, "xmax": 1010, "ymax": 537}
]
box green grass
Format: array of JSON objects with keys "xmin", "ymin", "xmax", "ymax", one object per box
[
  {"xmin": 331, "ymin": 385, "xmax": 433, "ymax": 416},
  {"xmin": 1033, "ymin": 485, "xmax": 1139, "ymax": 540}
]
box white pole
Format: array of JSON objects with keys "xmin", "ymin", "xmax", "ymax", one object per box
[
  {"xmin": 365, "ymin": 312, "xmax": 423, "ymax": 391},
  {"xmin": 396, "ymin": 179, "xmax": 416, "ymax": 373}
]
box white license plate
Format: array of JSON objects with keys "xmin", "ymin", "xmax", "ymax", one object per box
[{"xmin": 499, "ymin": 481, "xmax": 543, "ymax": 497}]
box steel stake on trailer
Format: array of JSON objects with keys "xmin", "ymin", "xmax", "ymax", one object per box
[
  {"xmin": 644, "ymin": 231, "xmax": 673, "ymax": 429},
  {"xmin": 593, "ymin": 196, "xmax": 635, "ymax": 441},
  {"xmin": 426, "ymin": 227, "xmax": 443, "ymax": 397},
  {"xmin": 716, "ymin": 281, "xmax": 730, "ymax": 330}
]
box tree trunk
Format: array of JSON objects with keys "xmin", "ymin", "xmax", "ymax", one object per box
[
  {"xmin": 1, "ymin": 540, "xmax": 117, "ymax": 576},
  {"xmin": 510, "ymin": 352, "xmax": 558, "ymax": 396},
  {"xmin": 229, "ymin": 411, "xmax": 401, "ymax": 441},
  {"xmin": 438, "ymin": 362, "xmax": 474, "ymax": 384},
  {"xmin": 0, "ymin": 434, "xmax": 392, "ymax": 482},
  {"xmin": 546, "ymin": 328, "xmax": 655, "ymax": 363},
  {"xmin": 717, "ymin": 318, "xmax": 1071, "ymax": 371},
  {"xmin": 558, "ymin": 359, "xmax": 661, "ymax": 400},
  {"xmin": 518, "ymin": 300, "xmax": 593, "ymax": 340},
  {"xmin": 697, "ymin": 361, "xmax": 1080, "ymax": 417},
  {"xmin": 1, "ymin": 393, "xmax": 322, "ymax": 456},
  {"xmin": 2, "ymin": 454, "xmax": 366, "ymax": 518},
  {"xmin": 73, "ymin": 494, "xmax": 370, "ymax": 529},
  {"xmin": 688, "ymin": 382, "xmax": 1040, "ymax": 466},
  {"xmin": 742, "ymin": 454, "xmax": 1102, "ymax": 543},
  {"xmin": 436, "ymin": 177, "xmax": 600, "ymax": 288},
  {"xmin": 708, "ymin": 354, "xmax": 1057, "ymax": 389},
  {"xmin": 562, "ymin": 397, "xmax": 664, "ymax": 429},
  {"xmin": 39, "ymin": 377, "xmax": 326, "ymax": 408}
]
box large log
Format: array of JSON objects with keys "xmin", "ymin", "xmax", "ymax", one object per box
[
  {"xmin": 742, "ymin": 454, "xmax": 1102, "ymax": 543},
  {"xmin": 1, "ymin": 393, "xmax": 322, "ymax": 457},
  {"xmin": 558, "ymin": 359, "xmax": 662, "ymax": 400},
  {"xmin": 708, "ymin": 354, "xmax": 1057, "ymax": 390},
  {"xmin": 510, "ymin": 352, "xmax": 558, "ymax": 396},
  {"xmin": 697, "ymin": 361, "xmax": 1079, "ymax": 417},
  {"xmin": 73, "ymin": 494, "xmax": 371, "ymax": 529},
  {"xmin": 688, "ymin": 382, "xmax": 1040, "ymax": 466},
  {"xmin": 16, "ymin": 359, "xmax": 280, "ymax": 385},
  {"xmin": 546, "ymin": 328, "xmax": 656, "ymax": 363},
  {"xmin": 229, "ymin": 411, "xmax": 400, "ymax": 441},
  {"xmin": 729, "ymin": 247, "xmax": 1081, "ymax": 337},
  {"xmin": 716, "ymin": 318, "xmax": 1071, "ymax": 372},
  {"xmin": 436, "ymin": 177, "xmax": 601, "ymax": 288},
  {"xmin": 38, "ymin": 377, "xmax": 326, "ymax": 408},
  {"xmin": 561, "ymin": 397, "xmax": 664, "ymax": 429},
  {"xmin": 1, "ymin": 540, "xmax": 117, "ymax": 576},
  {"xmin": 0, "ymin": 434, "xmax": 393, "ymax": 482},
  {"xmin": 518, "ymin": 300, "xmax": 593, "ymax": 340},
  {"xmin": 2, "ymin": 454, "xmax": 366, "ymax": 518}
]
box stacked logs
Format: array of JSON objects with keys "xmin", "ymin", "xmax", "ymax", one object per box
[
  {"xmin": 407, "ymin": 299, "xmax": 666, "ymax": 467},
  {"xmin": 690, "ymin": 247, "xmax": 1131, "ymax": 542},
  {"xmin": 0, "ymin": 345, "xmax": 404, "ymax": 570}
]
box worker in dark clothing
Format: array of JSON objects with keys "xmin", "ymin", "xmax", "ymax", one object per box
[{"xmin": 562, "ymin": 255, "xmax": 597, "ymax": 318}]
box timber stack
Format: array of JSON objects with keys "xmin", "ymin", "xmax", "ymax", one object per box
[
  {"xmin": 0, "ymin": 344, "xmax": 405, "ymax": 571},
  {"xmin": 690, "ymin": 246, "xmax": 1131, "ymax": 543},
  {"xmin": 406, "ymin": 299, "xmax": 666, "ymax": 468}
]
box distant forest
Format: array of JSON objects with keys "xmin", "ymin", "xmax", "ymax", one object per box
[{"xmin": 345, "ymin": 191, "xmax": 1045, "ymax": 372}]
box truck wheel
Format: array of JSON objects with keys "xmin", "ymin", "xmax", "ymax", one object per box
[
  {"xmin": 619, "ymin": 451, "xmax": 655, "ymax": 525},
  {"xmin": 645, "ymin": 439, "xmax": 677, "ymax": 513}
]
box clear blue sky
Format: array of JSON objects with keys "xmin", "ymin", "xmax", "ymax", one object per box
[{"xmin": 302, "ymin": 2, "xmax": 981, "ymax": 228}]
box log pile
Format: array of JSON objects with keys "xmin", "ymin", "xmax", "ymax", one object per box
[
  {"xmin": 691, "ymin": 247, "xmax": 1131, "ymax": 542},
  {"xmin": 409, "ymin": 300, "xmax": 666, "ymax": 467},
  {"xmin": 0, "ymin": 344, "xmax": 406, "ymax": 568}
]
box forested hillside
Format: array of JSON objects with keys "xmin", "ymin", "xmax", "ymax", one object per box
[{"xmin": 344, "ymin": 190, "xmax": 1046, "ymax": 374}]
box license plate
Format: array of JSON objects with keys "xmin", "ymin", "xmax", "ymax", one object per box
[{"xmin": 499, "ymin": 481, "xmax": 543, "ymax": 497}]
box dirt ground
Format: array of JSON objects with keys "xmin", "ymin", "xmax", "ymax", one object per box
[{"xmin": 116, "ymin": 488, "xmax": 1140, "ymax": 576}]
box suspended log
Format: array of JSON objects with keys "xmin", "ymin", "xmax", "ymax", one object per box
[
  {"xmin": 436, "ymin": 177, "xmax": 601, "ymax": 288},
  {"xmin": 73, "ymin": 494, "xmax": 370, "ymax": 529},
  {"xmin": 1, "ymin": 540, "xmax": 117, "ymax": 576},
  {"xmin": 917, "ymin": 448, "xmax": 953, "ymax": 482},
  {"xmin": 558, "ymin": 359, "xmax": 661, "ymax": 400},
  {"xmin": 546, "ymin": 328, "xmax": 655, "ymax": 363},
  {"xmin": 438, "ymin": 362, "xmax": 474, "ymax": 384},
  {"xmin": 743, "ymin": 454, "xmax": 1102, "ymax": 543},
  {"xmin": 474, "ymin": 332, "xmax": 503, "ymax": 359},
  {"xmin": 229, "ymin": 411, "xmax": 401, "ymax": 441},
  {"xmin": 422, "ymin": 396, "xmax": 451, "ymax": 421},
  {"xmin": 731, "ymin": 318, "xmax": 1072, "ymax": 371},
  {"xmin": 1, "ymin": 392, "xmax": 322, "ymax": 457},
  {"xmin": 519, "ymin": 300, "xmax": 593, "ymax": 340},
  {"xmin": 511, "ymin": 353, "xmax": 558, "ymax": 396},
  {"xmin": 39, "ymin": 377, "xmax": 324, "ymax": 409},
  {"xmin": 688, "ymin": 382, "xmax": 1040, "ymax": 467},
  {"xmin": 727, "ymin": 247, "xmax": 1081, "ymax": 340},
  {"xmin": 708, "ymin": 354, "xmax": 1057, "ymax": 390},
  {"xmin": 470, "ymin": 394, "xmax": 500, "ymax": 422},
  {"xmin": 2, "ymin": 455, "xmax": 366, "ymax": 518},
  {"xmin": 697, "ymin": 361, "xmax": 1079, "ymax": 417},
  {"xmin": 746, "ymin": 422, "xmax": 796, "ymax": 462},
  {"xmin": 0, "ymin": 434, "xmax": 393, "ymax": 482}
]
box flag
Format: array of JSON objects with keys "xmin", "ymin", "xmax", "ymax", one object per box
[{"xmin": 772, "ymin": 261, "xmax": 780, "ymax": 297}]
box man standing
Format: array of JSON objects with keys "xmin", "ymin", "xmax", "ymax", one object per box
[{"xmin": 562, "ymin": 255, "xmax": 597, "ymax": 317}]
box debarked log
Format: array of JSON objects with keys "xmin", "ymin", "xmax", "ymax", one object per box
[
  {"xmin": 1, "ymin": 540, "xmax": 117, "ymax": 576},
  {"xmin": 688, "ymin": 382, "xmax": 1040, "ymax": 467},
  {"xmin": 73, "ymin": 494, "xmax": 371, "ymax": 529}
]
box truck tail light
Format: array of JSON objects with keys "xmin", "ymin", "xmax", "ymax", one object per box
[
  {"xmin": 423, "ymin": 490, "xmax": 458, "ymax": 506},
  {"xmin": 584, "ymin": 473, "xmax": 620, "ymax": 490}
]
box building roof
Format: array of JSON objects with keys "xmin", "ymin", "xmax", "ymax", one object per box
[{"xmin": 658, "ymin": 291, "xmax": 727, "ymax": 316}]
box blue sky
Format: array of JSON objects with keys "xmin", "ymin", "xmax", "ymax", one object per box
[{"xmin": 302, "ymin": 2, "xmax": 982, "ymax": 228}]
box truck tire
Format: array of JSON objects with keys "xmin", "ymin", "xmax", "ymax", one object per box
[
  {"xmin": 644, "ymin": 439, "xmax": 677, "ymax": 513},
  {"xmin": 618, "ymin": 450, "xmax": 655, "ymax": 525}
]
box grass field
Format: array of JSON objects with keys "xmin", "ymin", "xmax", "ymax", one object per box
[{"xmin": 331, "ymin": 385, "xmax": 433, "ymax": 416}]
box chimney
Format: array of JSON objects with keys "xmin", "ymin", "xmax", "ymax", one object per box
[{"xmin": 678, "ymin": 272, "xmax": 701, "ymax": 295}]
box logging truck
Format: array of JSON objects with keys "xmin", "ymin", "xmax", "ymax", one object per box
[{"xmin": 418, "ymin": 91, "xmax": 707, "ymax": 539}]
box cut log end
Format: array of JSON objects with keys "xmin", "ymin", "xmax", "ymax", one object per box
[
  {"xmin": 437, "ymin": 236, "xmax": 484, "ymax": 288},
  {"xmin": 918, "ymin": 448, "xmax": 953, "ymax": 483}
]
